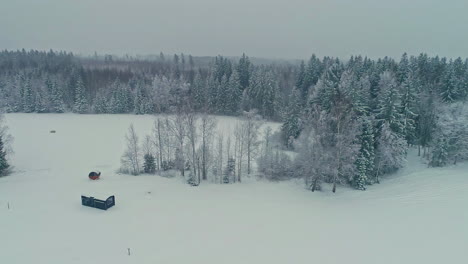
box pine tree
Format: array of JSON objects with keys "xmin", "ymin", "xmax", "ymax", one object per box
[
  {"xmin": 302, "ymin": 54, "xmax": 321, "ymax": 97},
  {"xmin": 73, "ymin": 77, "xmax": 88, "ymax": 113},
  {"xmin": 50, "ymin": 80, "xmax": 65, "ymax": 113},
  {"xmin": 223, "ymin": 158, "xmax": 236, "ymax": 183},
  {"xmin": 249, "ymin": 69, "xmax": 278, "ymax": 118},
  {"xmin": 281, "ymin": 88, "xmax": 302, "ymax": 148},
  {"xmin": 440, "ymin": 64, "xmax": 460, "ymax": 103},
  {"xmin": 237, "ymin": 53, "xmax": 251, "ymax": 90},
  {"xmin": 376, "ymin": 71, "xmax": 404, "ymax": 135},
  {"xmin": 339, "ymin": 69, "xmax": 370, "ymax": 115},
  {"xmin": 134, "ymin": 82, "xmax": 150, "ymax": 115},
  {"xmin": 22, "ymin": 77, "xmax": 34, "ymax": 113},
  {"xmin": 93, "ymin": 92, "xmax": 109, "ymax": 113},
  {"xmin": 400, "ymin": 72, "xmax": 419, "ymax": 144},
  {"xmin": 34, "ymin": 89, "xmax": 48, "ymax": 113},
  {"xmin": 354, "ymin": 118, "xmax": 375, "ymax": 190},
  {"xmin": 191, "ymin": 73, "xmax": 207, "ymax": 111},
  {"xmin": 397, "ymin": 53, "xmax": 409, "ymax": 84},
  {"xmin": 0, "ymin": 135, "xmax": 9, "ymax": 176},
  {"xmin": 313, "ymin": 63, "xmax": 341, "ymax": 111},
  {"xmin": 374, "ymin": 122, "xmax": 407, "ymax": 182},
  {"xmin": 143, "ymin": 154, "xmax": 156, "ymax": 173},
  {"xmin": 0, "ymin": 140, "xmax": 7, "ymax": 174},
  {"xmin": 295, "ymin": 61, "xmax": 305, "ymax": 93},
  {"xmin": 224, "ymin": 70, "xmax": 242, "ymax": 114},
  {"xmin": 429, "ymin": 138, "xmax": 449, "ymax": 167}
]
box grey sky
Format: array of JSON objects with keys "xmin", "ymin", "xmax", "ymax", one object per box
[{"xmin": 1, "ymin": 0, "xmax": 467, "ymax": 59}]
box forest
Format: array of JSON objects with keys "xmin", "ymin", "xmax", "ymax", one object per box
[{"xmin": 0, "ymin": 49, "xmax": 467, "ymax": 191}]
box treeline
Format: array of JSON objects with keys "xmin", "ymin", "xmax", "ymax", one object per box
[
  {"xmin": 282, "ymin": 54, "xmax": 468, "ymax": 191},
  {"xmin": 0, "ymin": 49, "xmax": 287, "ymax": 120},
  {"xmin": 1, "ymin": 49, "xmax": 468, "ymax": 190}
]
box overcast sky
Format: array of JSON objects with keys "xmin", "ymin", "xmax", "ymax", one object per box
[{"xmin": 1, "ymin": 0, "xmax": 467, "ymax": 59}]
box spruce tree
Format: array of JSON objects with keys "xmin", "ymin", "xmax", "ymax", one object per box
[
  {"xmin": 376, "ymin": 72, "xmax": 404, "ymax": 135},
  {"xmin": 237, "ymin": 53, "xmax": 251, "ymax": 90},
  {"xmin": 354, "ymin": 118, "xmax": 375, "ymax": 190},
  {"xmin": 73, "ymin": 77, "xmax": 88, "ymax": 113},
  {"xmin": 50, "ymin": 81, "xmax": 65, "ymax": 113},
  {"xmin": 429, "ymin": 138, "xmax": 449, "ymax": 167},
  {"xmin": 295, "ymin": 61, "xmax": 305, "ymax": 93},
  {"xmin": 397, "ymin": 53, "xmax": 409, "ymax": 84},
  {"xmin": 134, "ymin": 84, "xmax": 145, "ymax": 115},
  {"xmin": 223, "ymin": 158, "xmax": 236, "ymax": 184},
  {"xmin": 191, "ymin": 73, "xmax": 207, "ymax": 111},
  {"xmin": 281, "ymin": 88, "xmax": 302, "ymax": 148},
  {"xmin": 440, "ymin": 65, "xmax": 459, "ymax": 103},
  {"xmin": 302, "ymin": 54, "xmax": 321, "ymax": 97},
  {"xmin": 143, "ymin": 154, "xmax": 156, "ymax": 174},
  {"xmin": 0, "ymin": 135, "xmax": 9, "ymax": 176},
  {"xmin": 22, "ymin": 78, "xmax": 34, "ymax": 113},
  {"xmin": 225, "ymin": 70, "xmax": 242, "ymax": 115},
  {"xmin": 400, "ymin": 72, "xmax": 419, "ymax": 144}
]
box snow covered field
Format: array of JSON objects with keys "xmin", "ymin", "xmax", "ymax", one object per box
[{"xmin": 1, "ymin": 113, "xmax": 467, "ymax": 264}]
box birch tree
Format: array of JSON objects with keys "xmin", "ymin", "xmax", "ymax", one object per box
[{"xmin": 121, "ymin": 124, "xmax": 141, "ymax": 175}]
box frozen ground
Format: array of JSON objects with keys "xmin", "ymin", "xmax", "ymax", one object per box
[{"xmin": 0, "ymin": 113, "xmax": 467, "ymax": 264}]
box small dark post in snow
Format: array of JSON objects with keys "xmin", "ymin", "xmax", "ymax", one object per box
[
  {"xmin": 128, "ymin": 248, "xmax": 131, "ymax": 256},
  {"xmin": 7, "ymin": 202, "xmax": 10, "ymax": 210}
]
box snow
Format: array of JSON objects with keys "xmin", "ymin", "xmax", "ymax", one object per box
[{"xmin": 1, "ymin": 113, "xmax": 467, "ymax": 264}]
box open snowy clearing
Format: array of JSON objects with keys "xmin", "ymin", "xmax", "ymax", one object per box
[{"xmin": 1, "ymin": 114, "xmax": 467, "ymax": 264}]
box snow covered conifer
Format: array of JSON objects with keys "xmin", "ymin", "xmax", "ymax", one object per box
[
  {"xmin": 400, "ymin": 72, "xmax": 419, "ymax": 144},
  {"xmin": 224, "ymin": 70, "xmax": 242, "ymax": 115},
  {"xmin": 73, "ymin": 77, "xmax": 88, "ymax": 113},
  {"xmin": 0, "ymin": 113, "xmax": 12, "ymax": 176},
  {"xmin": 237, "ymin": 53, "xmax": 251, "ymax": 90},
  {"xmin": 281, "ymin": 87, "xmax": 302, "ymax": 148},
  {"xmin": 440, "ymin": 64, "xmax": 460, "ymax": 103},
  {"xmin": 354, "ymin": 118, "xmax": 375, "ymax": 190},
  {"xmin": 22, "ymin": 77, "xmax": 34, "ymax": 113},
  {"xmin": 302, "ymin": 54, "xmax": 322, "ymax": 97},
  {"xmin": 429, "ymin": 138, "xmax": 449, "ymax": 167},
  {"xmin": 376, "ymin": 71, "xmax": 404, "ymax": 135},
  {"xmin": 374, "ymin": 122, "xmax": 407, "ymax": 182},
  {"xmin": 397, "ymin": 53, "xmax": 410, "ymax": 84},
  {"xmin": 50, "ymin": 81, "xmax": 65, "ymax": 113},
  {"xmin": 143, "ymin": 153, "xmax": 156, "ymax": 174},
  {"xmin": 223, "ymin": 158, "xmax": 235, "ymax": 183},
  {"xmin": 0, "ymin": 135, "xmax": 9, "ymax": 176}
]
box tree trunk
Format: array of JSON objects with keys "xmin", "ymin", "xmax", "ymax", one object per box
[
  {"xmin": 311, "ymin": 177, "xmax": 318, "ymax": 192},
  {"xmin": 247, "ymin": 145, "xmax": 251, "ymax": 175},
  {"xmin": 157, "ymin": 120, "xmax": 163, "ymax": 170},
  {"xmin": 202, "ymin": 135, "xmax": 207, "ymax": 180}
]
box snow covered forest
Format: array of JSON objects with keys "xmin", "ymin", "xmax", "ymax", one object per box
[{"xmin": 1, "ymin": 49, "xmax": 467, "ymax": 191}]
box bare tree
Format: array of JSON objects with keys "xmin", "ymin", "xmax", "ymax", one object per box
[
  {"xmin": 121, "ymin": 124, "xmax": 141, "ymax": 175},
  {"xmin": 242, "ymin": 110, "xmax": 262, "ymax": 175},
  {"xmin": 142, "ymin": 135, "xmax": 153, "ymax": 156},
  {"xmin": 153, "ymin": 118, "xmax": 163, "ymax": 169},
  {"xmin": 234, "ymin": 123, "xmax": 245, "ymax": 182},
  {"xmin": 167, "ymin": 108, "xmax": 188, "ymax": 176},
  {"xmin": 199, "ymin": 113, "xmax": 217, "ymax": 180},
  {"xmin": 152, "ymin": 117, "xmax": 171, "ymax": 170},
  {"xmin": 185, "ymin": 111, "xmax": 199, "ymax": 184},
  {"xmin": 225, "ymin": 136, "xmax": 233, "ymax": 182},
  {"xmin": 216, "ymin": 134, "xmax": 224, "ymax": 183}
]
